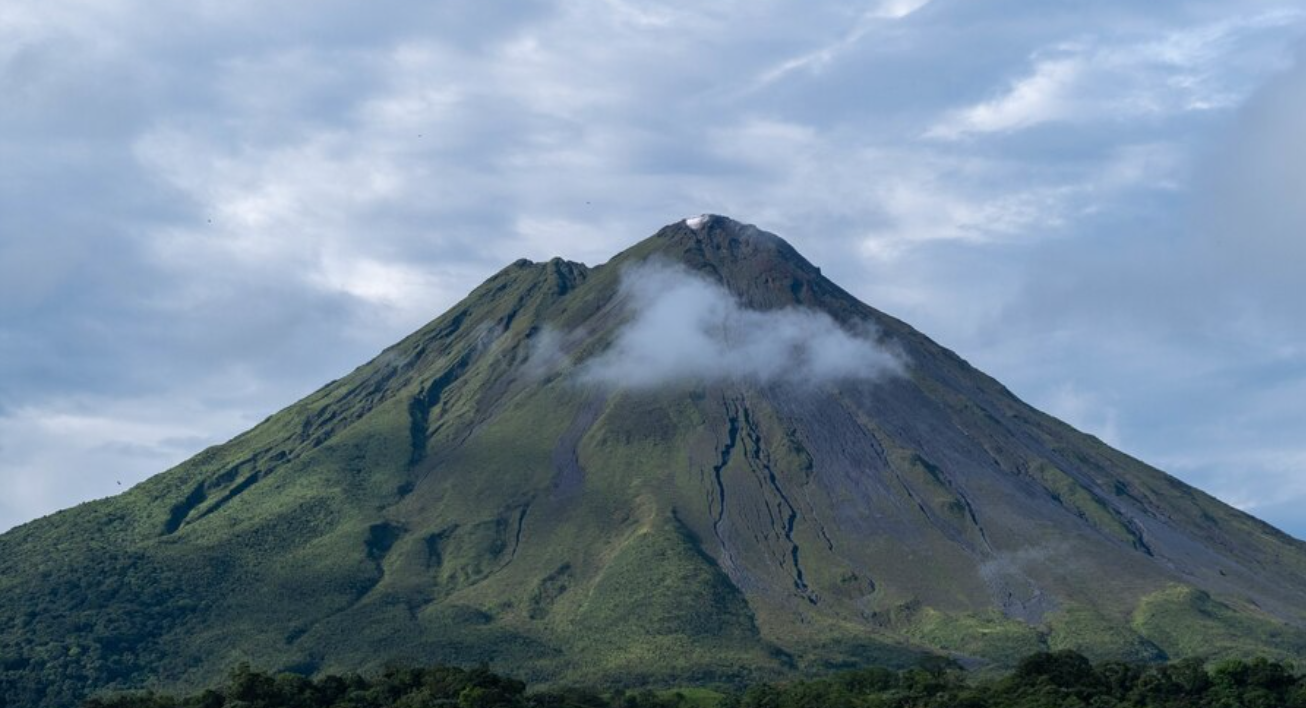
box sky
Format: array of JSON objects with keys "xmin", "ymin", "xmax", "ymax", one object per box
[{"xmin": 1, "ymin": 0, "xmax": 1305, "ymax": 536}]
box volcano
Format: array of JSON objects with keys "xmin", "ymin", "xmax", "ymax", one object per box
[{"xmin": 3, "ymin": 216, "xmax": 1306, "ymax": 707}]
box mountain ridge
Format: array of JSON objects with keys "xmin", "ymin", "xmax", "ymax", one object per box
[{"xmin": 2, "ymin": 216, "xmax": 1305, "ymax": 708}]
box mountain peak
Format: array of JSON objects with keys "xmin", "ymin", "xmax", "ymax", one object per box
[
  {"xmin": 683, "ymin": 213, "xmax": 713, "ymax": 230},
  {"xmin": 667, "ymin": 213, "xmax": 777, "ymax": 245},
  {"xmin": 621, "ymin": 214, "xmax": 834, "ymax": 311},
  {"xmin": 681, "ymin": 213, "xmax": 749, "ymax": 232}
]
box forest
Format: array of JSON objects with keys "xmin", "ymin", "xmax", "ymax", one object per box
[{"xmin": 84, "ymin": 651, "xmax": 1306, "ymax": 708}]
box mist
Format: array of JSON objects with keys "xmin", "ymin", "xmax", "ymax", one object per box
[{"xmin": 579, "ymin": 262, "xmax": 905, "ymax": 388}]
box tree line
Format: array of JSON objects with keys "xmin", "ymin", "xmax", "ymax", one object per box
[{"xmin": 84, "ymin": 650, "xmax": 1306, "ymax": 708}]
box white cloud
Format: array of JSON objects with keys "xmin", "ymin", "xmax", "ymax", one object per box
[
  {"xmin": 131, "ymin": 95, "xmax": 461, "ymax": 323},
  {"xmin": 872, "ymin": 0, "xmax": 931, "ymax": 20},
  {"xmin": 859, "ymin": 166, "xmax": 1074, "ymax": 259},
  {"xmin": 579, "ymin": 262, "xmax": 905, "ymax": 388},
  {"xmin": 702, "ymin": 119, "xmax": 1085, "ymax": 261},
  {"xmin": 929, "ymin": 10, "xmax": 1305, "ymax": 139},
  {"xmin": 928, "ymin": 58, "xmax": 1083, "ymax": 139},
  {"xmin": 749, "ymin": 1, "xmax": 931, "ymax": 91},
  {"xmin": 4, "ymin": 0, "xmax": 1306, "ymax": 539},
  {"xmin": 310, "ymin": 255, "xmax": 448, "ymax": 310}
]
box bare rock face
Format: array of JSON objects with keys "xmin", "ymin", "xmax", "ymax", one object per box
[{"xmin": 3, "ymin": 216, "xmax": 1306, "ymax": 708}]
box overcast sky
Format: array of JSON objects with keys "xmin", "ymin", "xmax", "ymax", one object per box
[{"xmin": 2, "ymin": 0, "xmax": 1305, "ymax": 537}]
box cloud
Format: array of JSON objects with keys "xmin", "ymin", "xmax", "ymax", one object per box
[
  {"xmin": 927, "ymin": 57, "xmax": 1083, "ymax": 139},
  {"xmin": 1160, "ymin": 447, "xmax": 1306, "ymax": 514},
  {"xmin": 748, "ymin": 0, "xmax": 932, "ymax": 91},
  {"xmin": 1192, "ymin": 44, "xmax": 1306, "ymax": 302},
  {"xmin": 983, "ymin": 42, "xmax": 1306, "ymax": 537},
  {"xmin": 699, "ymin": 118, "xmax": 1121, "ymax": 263},
  {"xmin": 1044, "ymin": 382, "xmax": 1123, "ymax": 447},
  {"xmin": 928, "ymin": 10, "xmax": 1304, "ymax": 139},
  {"xmin": 873, "ymin": 0, "xmax": 932, "ymax": 20},
  {"xmin": 0, "ymin": 396, "xmax": 252, "ymax": 532},
  {"xmin": 579, "ymin": 262, "xmax": 905, "ymax": 388},
  {"xmin": 3, "ymin": 0, "xmax": 1306, "ymax": 537}
]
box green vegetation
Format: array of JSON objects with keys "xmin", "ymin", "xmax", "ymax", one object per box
[
  {"xmin": 1132, "ymin": 585, "xmax": 1306, "ymax": 661},
  {"xmin": 902, "ymin": 609, "xmax": 1046, "ymax": 666},
  {"xmin": 1045, "ymin": 607, "xmax": 1162, "ymax": 663},
  {"xmin": 567, "ymin": 520, "xmax": 778, "ymax": 685},
  {"xmin": 85, "ymin": 652, "xmax": 1306, "ymax": 708},
  {"xmin": 6, "ymin": 219, "xmax": 1306, "ymax": 708}
]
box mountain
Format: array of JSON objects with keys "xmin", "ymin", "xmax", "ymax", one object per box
[{"xmin": 4, "ymin": 216, "xmax": 1306, "ymax": 707}]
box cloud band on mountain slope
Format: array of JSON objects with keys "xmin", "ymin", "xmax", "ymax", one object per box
[{"xmin": 578, "ymin": 262, "xmax": 905, "ymax": 388}]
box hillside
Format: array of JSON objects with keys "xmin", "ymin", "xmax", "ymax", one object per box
[{"xmin": 3, "ymin": 215, "xmax": 1306, "ymax": 708}]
